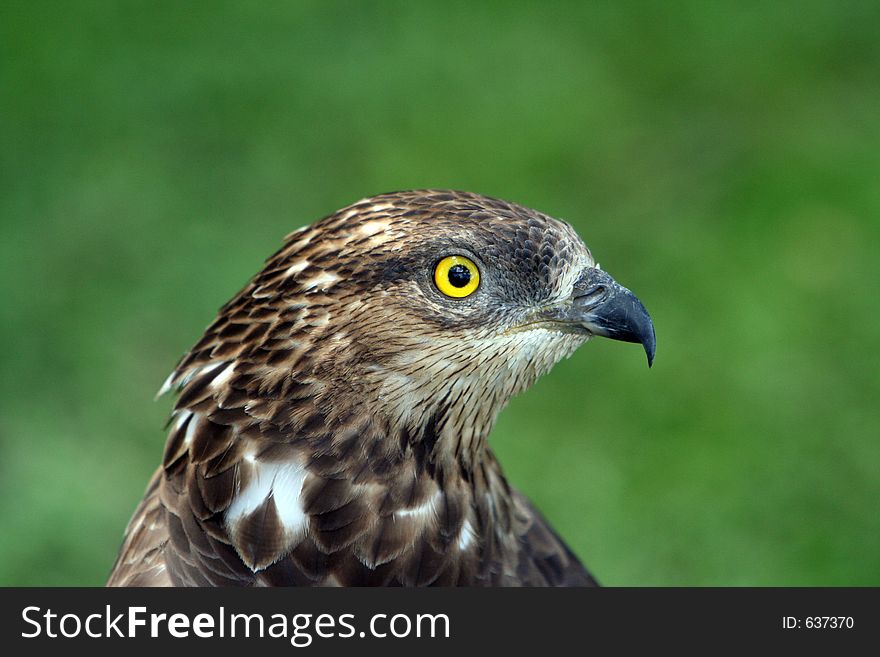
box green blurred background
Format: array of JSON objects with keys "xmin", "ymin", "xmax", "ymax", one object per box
[{"xmin": 1, "ymin": 1, "xmax": 878, "ymax": 586}]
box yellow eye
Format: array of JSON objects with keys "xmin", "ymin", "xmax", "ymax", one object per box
[{"xmin": 434, "ymin": 255, "xmax": 480, "ymax": 298}]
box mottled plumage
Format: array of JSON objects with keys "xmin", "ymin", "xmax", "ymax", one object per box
[{"xmin": 108, "ymin": 190, "xmax": 654, "ymax": 587}]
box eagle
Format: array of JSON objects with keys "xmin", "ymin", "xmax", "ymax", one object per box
[{"xmin": 107, "ymin": 190, "xmax": 655, "ymax": 587}]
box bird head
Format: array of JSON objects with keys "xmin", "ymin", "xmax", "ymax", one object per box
[{"xmin": 168, "ymin": 190, "xmax": 654, "ymax": 469}]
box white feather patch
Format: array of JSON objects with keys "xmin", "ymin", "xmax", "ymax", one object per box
[
  {"xmin": 209, "ymin": 362, "xmax": 237, "ymax": 390},
  {"xmin": 284, "ymin": 259, "xmax": 310, "ymax": 278},
  {"xmin": 302, "ymin": 271, "xmax": 340, "ymax": 292},
  {"xmin": 358, "ymin": 220, "xmax": 389, "ymax": 237},
  {"xmin": 225, "ymin": 460, "xmax": 309, "ymax": 543},
  {"xmin": 457, "ymin": 519, "xmax": 477, "ymax": 551},
  {"xmin": 157, "ymin": 371, "xmax": 177, "ymax": 398},
  {"xmin": 366, "ymin": 202, "xmax": 393, "ymax": 213},
  {"xmin": 183, "ymin": 412, "xmax": 200, "ymax": 446},
  {"xmin": 394, "ymin": 490, "xmax": 440, "ymax": 520},
  {"xmin": 171, "ymin": 409, "xmax": 193, "ymax": 432}
]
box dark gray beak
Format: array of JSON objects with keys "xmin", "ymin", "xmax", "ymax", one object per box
[{"xmin": 565, "ymin": 267, "xmax": 656, "ymax": 367}]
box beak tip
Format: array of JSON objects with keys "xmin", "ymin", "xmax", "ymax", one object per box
[{"xmin": 644, "ymin": 328, "xmax": 656, "ymax": 369}]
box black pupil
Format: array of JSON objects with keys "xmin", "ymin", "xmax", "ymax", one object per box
[{"xmin": 447, "ymin": 263, "xmax": 471, "ymax": 288}]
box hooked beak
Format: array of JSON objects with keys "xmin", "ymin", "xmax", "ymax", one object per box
[{"xmin": 557, "ymin": 267, "xmax": 656, "ymax": 367}]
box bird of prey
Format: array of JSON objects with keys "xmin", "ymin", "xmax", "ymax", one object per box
[{"xmin": 107, "ymin": 190, "xmax": 655, "ymax": 587}]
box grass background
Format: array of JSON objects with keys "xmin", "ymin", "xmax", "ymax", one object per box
[{"xmin": 1, "ymin": 1, "xmax": 878, "ymax": 586}]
